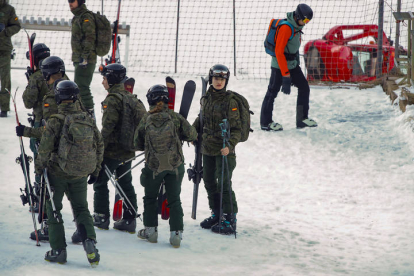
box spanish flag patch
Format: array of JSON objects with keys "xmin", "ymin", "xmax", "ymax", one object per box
[
  {"xmin": 232, "ymin": 108, "xmax": 238, "ymax": 111},
  {"xmin": 103, "ymin": 105, "xmax": 108, "ymax": 109},
  {"xmin": 15, "ymin": 17, "xmax": 18, "ymax": 21},
  {"xmin": 44, "ymin": 103, "xmax": 49, "ymax": 107},
  {"xmin": 84, "ymin": 19, "xmax": 89, "ymax": 22}
]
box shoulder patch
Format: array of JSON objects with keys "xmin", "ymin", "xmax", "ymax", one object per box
[
  {"xmin": 232, "ymin": 108, "xmax": 238, "ymax": 111},
  {"xmin": 103, "ymin": 105, "xmax": 108, "ymax": 109},
  {"xmin": 15, "ymin": 17, "xmax": 18, "ymax": 21},
  {"xmin": 84, "ymin": 19, "xmax": 89, "ymax": 22},
  {"xmin": 44, "ymin": 103, "xmax": 50, "ymax": 107}
]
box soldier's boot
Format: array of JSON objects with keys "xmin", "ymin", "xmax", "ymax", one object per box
[
  {"xmin": 31, "ymin": 225, "xmax": 49, "ymax": 241},
  {"xmin": 0, "ymin": 111, "xmax": 7, "ymax": 117},
  {"xmin": 83, "ymin": 239, "xmax": 100, "ymax": 267},
  {"xmin": 44, "ymin": 249, "xmax": 67, "ymax": 264},
  {"xmin": 169, "ymin": 230, "xmax": 183, "ymax": 248},
  {"xmin": 113, "ymin": 218, "xmax": 136, "ymax": 233},
  {"xmin": 200, "ymin": 211, "xmax": 219, "ymax": 229},
  {"xmin": 137, "ymin": 226, "xmax": 158, "ymax": 243},
  {"xmin": 211, "ymin": 213, "xmax": 237, "ymax": 235},
  {"xmin": 92, "ymin": 213, "xmax": 110, "ymax": 230},
  {"xmin": 296, "ymin": 105, "xmax": 317, "ymax": 128},
  {"xmin": 71, "ymin": 229, "xmax": 82, "ymax": 244}
]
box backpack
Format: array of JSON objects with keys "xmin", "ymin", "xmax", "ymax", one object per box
[
  {"xmin": 264, "ymin": 18, "xmax": 294, "ymax": 57},
  {"xmin": 227, "ymin": 91, "xmax": 253, "ymax": 142},
  {"xmin": 144, "ymin": 112, "xmax": 183, "ymax": 174},
  {"xmin": 109, "ymin": 93, "xmax": 146, "ymax": 151},
  {"xmin": 52, "ymin": 112, "xmax": 97, "ymax": 177},
  {"xmin": 85, "ymin": 11, "xmax": 111, "ymax": 57}
]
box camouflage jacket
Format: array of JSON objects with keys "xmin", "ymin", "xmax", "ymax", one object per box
[
  {"xmin": 71, "ymin": 4, "xmax": 96, "ymax": 64},
  {"xmin": 192, "ymin": 86, "xmax": 242, "ymax": 156},
  {"xmin": 22, "ymin": 70, "xmax": 49, "ymax": 123},
  {"xmin": 101, "ymin": 83, "xmax": 147, "ymax": 161},
  {"xmin": 35, "ymin": 102, "xmax": 104, "ymax": 178},
  {"xmin": 0, "ymin": 1, "xmax": 20, "ymax": 52},
  {"xmin": 23, "ymin": 75, "xmax": 71, "ymax": 139},
  {"xmin": 134, "ymin": 104, "xmax": 197, "ymax": 172}
]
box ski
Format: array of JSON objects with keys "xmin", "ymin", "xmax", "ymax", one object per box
[
  {"xmin": 166, "ymin": 76, "xmax": 176, "ymax": 110},
  {"xmin": 188, "ymin": 77, "xmax": 207, "ymax": 219},
  {"xmin": 179, "ymin": 80, "xmax": 196, "ymax": 119},
  {"xmin": 123, "ymin": 77, "xmax": 135, "ymax": 93},
  {"xmin": 106, "ymin": 0, "xmax": 122, "ymax": 65},
  {"xmin": 23, "ymin": 28, "xmax": 36, "ymax": 81},
  {"xmin": 9, "ymin": 87, "xmax": 40, "ymax": 246}
]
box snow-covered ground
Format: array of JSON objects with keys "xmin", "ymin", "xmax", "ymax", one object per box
[{"xmin": 0, "ymin": 69, "xmax": 413, "ymax": 276}]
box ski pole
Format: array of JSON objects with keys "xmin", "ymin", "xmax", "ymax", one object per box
[
  {"xmin": 116, "ymin": 157, "xmax": 145, "ymax": 180},
  {"xmin": 218, "ymin": 119, "xmax": 229, "ymax": 234},
  {"xmin": 224, "ymin": 155, "xmax": 236, "ymax": 239},
  {"xmin": 117, "ymin": 152, "xmax": 145, "ymax": 167},
  {"xmin": 43, "ymin": 168, "xmax": 59, "ymax": 223}
]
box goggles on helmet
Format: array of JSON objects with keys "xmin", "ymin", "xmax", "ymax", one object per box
[{"xmin": 211, "ymin": 69, "xmax": 229, "ymax": 79}]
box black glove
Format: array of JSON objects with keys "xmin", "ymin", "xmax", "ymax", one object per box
[
  {"xmin": 87, "ymin": 174, "xmax": 98, "ymax": 184},
  {"xmin": 281, "ymin": 77, "xmax": 291, "ymax": 95},
  {"xmin": 16, "ymin": 125, "xmax": 26, "ymax": 137}
]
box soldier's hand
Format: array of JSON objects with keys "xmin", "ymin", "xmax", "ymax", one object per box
[
  {"xmin": 16, "ymin": 125, "xmax": 26, "ymax": 137},
  {"xmin": 87, "ymin": 174, "xmax": 98, "ymax": 184},
  {"xmin": 79, "ymin": 59, "xmax": 88, "ymax": 69},
  {"xmin": 221, "ymin": 147, "xmax": 229, "ymax": 156},
  {"xmin": 281, "ymin": 77, "xmax": 291, "ymax": 95}
]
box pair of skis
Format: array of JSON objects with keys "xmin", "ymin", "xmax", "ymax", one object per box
[
  {"xmin": 157, "ymin": 77, "xmax": 196, "ymax": 220},
  {"xmin": 24, "ymin": 28, "xmax": 36, "ymax": 81},
  {"xmin": 101, "ymin": 0, "xmax": 135, "ymax": 93}
]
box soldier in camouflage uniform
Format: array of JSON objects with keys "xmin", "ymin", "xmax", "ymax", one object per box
[
  {"xmin": 0, "ymin": 0, "xmax": 21, "ymax": 117},
  {"xmin": 35, "ymin": 80, "xmax": 103, "ymax": 266},
  {"xmin": 134, "ymin": 84, "xmax": 197, "ymax": 248},
  {"xmin": 69, "ymin": 0, "xmax": 97, "ymax": 114},
  {"xmin": 92, "ymin": 64, "xmax": 146, "ymax": 233},
  {"xmin": 193, "ymin": 64, "xmax": 242, "ymax": 235}
]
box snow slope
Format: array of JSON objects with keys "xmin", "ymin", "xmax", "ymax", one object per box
[{"xmin": 0, "ymin": 70, "xmax": 413, "ymax": 276}]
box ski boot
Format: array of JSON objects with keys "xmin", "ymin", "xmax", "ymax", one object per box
[
  {"xmin": 71, "ymin": 229, "xmax": 82, "ymax": 244},
  {"xmin": 211, "ymin": 213, "xmax": 237, "ymax": 235},
  {"xmin": 44, "ymin": 249, "xmax": 67, "ymax": 264},
  {"xmin": 93, "ymin": 213, "xmax": 110, "ymax": 230},
  {"xmin": 31, "ymin": 226, "xmax": 49, "ymax": 242},
  {"xmin": 83, "ymin": 239, "xmax": 100, "ymax": 267},
  {"xmin": 261, "ymin": 121, "xmax": 283, "ymax": 131},
  {"xmin": 113, "ymin": 218, "xmax": 136, "ymax": 233},
  {"xmin": 0, "ymin": 111, "xmax": 7, "ymax": 118},
  {"xmin": 200, "ymin": 211, "xmax": 219, "ymax": 229},
  {"xmin": 137, "ymin": 226, "xmax": 158, "ymax": 243},
  {"xmin": 296, "ymin": 118, "xmax": 317, "ymax": 128},
  {"xmin": 169, "ymin": 230, "xmax": 183, "ymax": 248}
]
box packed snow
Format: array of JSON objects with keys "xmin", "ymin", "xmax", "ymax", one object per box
[{"xmin": 0, "ymin": 69, "xmax": 413, "ymax": 276}]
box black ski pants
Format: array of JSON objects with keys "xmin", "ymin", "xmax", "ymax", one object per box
[{"xmin": 260, "ymin": 66, "xmax": 310, "ymax": 126}]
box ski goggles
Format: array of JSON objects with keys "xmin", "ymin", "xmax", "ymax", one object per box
[{"xmin": 211, "ymin": 69, "xmax": 229, "ymax": 79}]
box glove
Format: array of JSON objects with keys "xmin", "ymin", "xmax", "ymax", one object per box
[
  {"xmin": 16, "ymin": 125, "xmax": 26, "ymax": 137},
  {"xmin": 87, "ymin": 174, "xmax": 98, "ymax": 184},
  {"xmin": 79, "ymin": 59, "xmax": 88, "ymax": 69},
  {"xmin": 281, "ymin": 77, "xmax": 291, "ymax": 95}
]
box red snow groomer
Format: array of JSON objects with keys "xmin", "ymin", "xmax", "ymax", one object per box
[{"xmin": 304, "ymin": 25, "xmax": 399, "ymax": 82}]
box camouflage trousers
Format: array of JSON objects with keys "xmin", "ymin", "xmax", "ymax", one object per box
[
  {"xmin": 74, "ymin": 62, "xmax": 96, "ymax": 110},
  {"xmin": 203, "ymin": 154, "xmax": 238, "ymax": 214},
  {"xmin": 46, "ymin": 173, "xmax": 96, "ymax": 250},
  {"xmin": 0, "ymin": 51, "xmax": 11, "ymax": 112},
  {"xmin": 140, "ymin": 163, "xmax": 184, "ymax": 231}
]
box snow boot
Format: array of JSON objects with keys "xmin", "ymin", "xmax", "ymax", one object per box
[
  {"xmin": 169, "ymin": 230, "xmax": 183, "ymax": 248},
  {"xmin": 71, "ymin": 229, "xmax": 82, "ymax": 244},
  {"xmin": 211, "ymin": 213, "xmax": 237, "ymax": 235},
  {"xmin": 82, "ymin": 239, "xmax": 100, "ymax": 267},
  {"xmin": 93, "ymin": 213, "xmax": 109, "ymax": 230},
  {"xmin": 296, "ymin": 118, "xmax": 318, "ymax": 128},
  {"xmin": 261, "ymin": 122, "xmax": 283, "ymax": 131},
  {"xmin": 200, "ymin": 211, "xmax": 219, "ymax": 229},
  {"xmin": 137, "ymin": 226, "xmax": 158, "ymax": 243},
  {"xmin": 113, "ymin": 218, "xmax": 136, "ymax": 233},
  {"xmin": 0, "ymin": 111, "xmax": 7, "ymax": 117},
  {"xmin": 44, "ymin": 249, "xmax": 67, "ymax": 264},
  {"xmin": 31, "ymin": 226, "xmax": 49, "ymax": 241}
]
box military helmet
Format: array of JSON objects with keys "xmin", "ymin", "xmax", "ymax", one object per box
[
  {"xmin": 146, "ymin": 84, "xmax": 169, "ymax": 106},
  {"xmin": 27, "ymin": 43, "xmax": 51, "ymax": 67},
  {"xmin": 40, "ymin": 56, "xmax": 65, "ymax": 81},
  {"xmin": 208, "ymin": 64, "xmax": 230, "ymax": 86},
  {"xmin": 68, "ymin": 0, "xmax": 85, "ymax": 5},
  {"xmin": 100, "ymin": 63, "xmax": 127, "ymax": 87},
  {"xmin": 295, "ymin": 4, "xmax": 313, "ymax": 23},
  {"xmin": 54, "ymin": 80, "xmax": 79, "ymax": 105}
]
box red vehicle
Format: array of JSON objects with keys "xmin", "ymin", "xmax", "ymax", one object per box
[{"xmin": 304, "ymin": 25, "xmax": 399, "ymax": 82}]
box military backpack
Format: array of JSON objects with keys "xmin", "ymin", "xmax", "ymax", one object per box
[
  {"xmin": 83, "ymin": 11, "xmax": 111, "ymax": 57},
  {"xmin": 227, "ymin": 91, "xmax": 253, "ymax": 142},
  {"xmin": 51, "ymin": 112, "xmax": 97, "ymax": 177}
]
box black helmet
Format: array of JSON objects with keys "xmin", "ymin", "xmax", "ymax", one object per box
[
  {"xmin": 54, "ymin": 80, "xmax": 79, "ymax": 105},
  {"xmin": 100, "ymin": 63, "xmax": 127, "ymax": 87},
  {"xmin": 146, "ymin": 84, "xmax": 169, "ymax": 106},
  {"xmin": 27, "ymin": 43, "xmax": 51, "ymax": 67},
  {"xmin": 295, "ymin": 4, "xmax": 313, "ymax": 23},
  {"xmin": 208, "ymin": 64, "xmax": 230, "ymax": 86},
  {"xmin": 40, "ymin": 56, "xmax": 65, "ymax": 81},
  {"xmin": 68, "ymin": 0, "xmax": 85, "ymax": 5}
]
